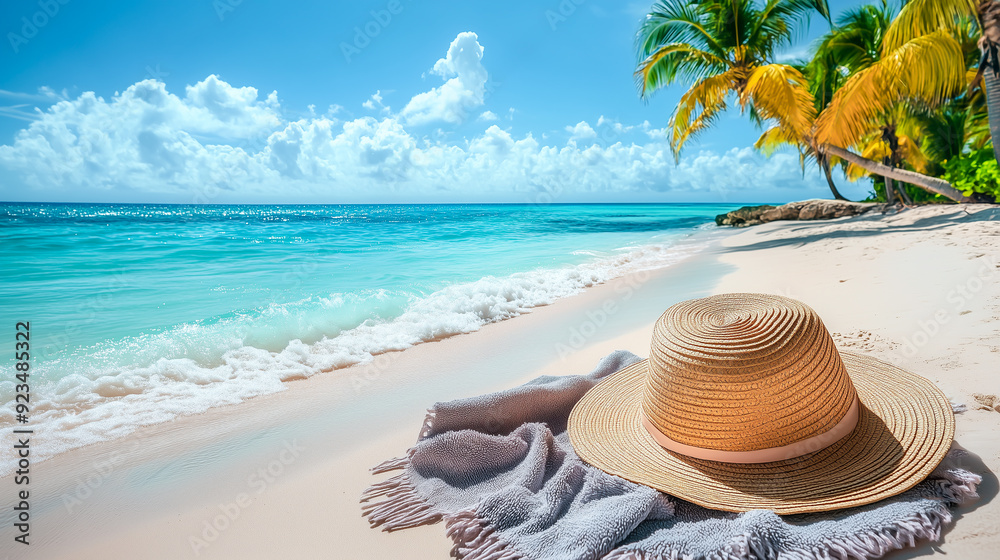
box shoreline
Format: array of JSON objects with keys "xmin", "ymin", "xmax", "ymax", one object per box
[
  {"xmin": 0, "ymin": 223, "xmax": 736, "ymax": 559},
  {"xmin": 4, "ymin": 204, "xmax": 1000, "ymax": 559},
  {"xmin": 0, "ymin": 217, "xmax": 728, "ymax": 478}
]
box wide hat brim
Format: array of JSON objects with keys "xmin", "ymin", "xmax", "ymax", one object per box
[{"xmin": 568, "ymin": 351, "xmax": 954, "ymax": 514}]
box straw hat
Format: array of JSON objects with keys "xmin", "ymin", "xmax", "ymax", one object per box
[{"xmin": 568, "ymin": 293, "xmax": 954, "ymax": 514}]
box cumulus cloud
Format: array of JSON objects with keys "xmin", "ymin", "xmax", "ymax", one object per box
[
  {"xmin": 0, "ymin": 41, "xmax": 828, "ymax": 203},
  {"xmin": 0, "ymin": 76, "xmax": 285, "ymax": 199},
  {"xmin": 597, "ymin": 115, "xmax": 633, "ymax": 135},
  {"xmin": 181, "ymin": 75, "xmax": 281, "ymax": 137},
  {"xmin": 400, "ymin": 32, "xmax": 489, "ymax": 126},
  {"xmin": 641, "ymin": 120, "xmax": 667, "ymax": 141},
  {"xmin": 362, "ymin": 90, "xmax": 390, "ymax": 113},
  {"xmin": 566, "ymin": 120, "xmax": 597, "ymax": 142}
]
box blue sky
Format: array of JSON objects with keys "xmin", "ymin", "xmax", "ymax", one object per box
[{"xmin": 0, "ymin": 0, "xmax": 873, "ymax": 203}]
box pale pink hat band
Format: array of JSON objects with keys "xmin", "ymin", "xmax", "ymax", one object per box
[{"xmin": 640, "ymin": 396, "xmax": 860, "ymax": 464}]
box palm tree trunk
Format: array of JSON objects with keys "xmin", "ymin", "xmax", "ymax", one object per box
[
  {"xmin": 820, "ymin": 156, "xmax": 849, "ymax": 201},
  {"xmin": 822, "ymin": 144, "xmax": 971, "ymax": 203},
  {"xmin": 883, "ymin": 156, "xmax": 896, "ymax": 204},
  {"xmin": 979, "ymin": 1, "xmax": 1000, "ymax": 164},
  {"xmin": 897, "ymin": 182, "xmax": 914, "ymax": 205},
  {"xmin": 985, "ymin": 69, "xmax": 1000, "ymax": 165}
]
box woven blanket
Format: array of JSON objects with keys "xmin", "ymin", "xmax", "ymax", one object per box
[{"xmin": 361, "ymin": 351, "xmax": 981, "ymax": 560}]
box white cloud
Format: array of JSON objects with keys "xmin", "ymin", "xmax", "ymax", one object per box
[
  {"xmin": 0, "ymin": 86, "xmax": 69, "ymax": 103},
  {"xmin": 641, "ymin": 120, "xmax": 667, "ymax": 140},
  {"xmin": 362, "ymin": 90, "xmax": 390, "ymax": 113},
  {"xmin": 0, "ymin": 39, "xmax": 829, "ymax": 204},
  {"xmin": 182, "ymin": 74, "xmax": 281, "ymax": 137},
  {"xmin": 0, "ymin": 87, "xmax": 74, "ymax": 122},
  {"xmin": 400, "ymin": 32, "xmax": 489, "ymax": 126},
  {"xmin": 566, "ymin": 116, "xmax": 638, "ymax": 146},
  {"xmin": 566, "ymin": 120, "xmax": 597, "ymax": 142},
  {"xmin": 597, "ymin": 115, "xmax": 633, "ymax": 135}
]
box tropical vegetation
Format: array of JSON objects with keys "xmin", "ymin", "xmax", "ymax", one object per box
[{"xmin": 636, "ymin": 0, "xmax": 1000, "ymax": 203}]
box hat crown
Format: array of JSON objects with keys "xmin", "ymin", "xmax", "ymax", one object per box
[{"xmin": 643, "ymin": 293, "xmax": 856, "ymax": 453}]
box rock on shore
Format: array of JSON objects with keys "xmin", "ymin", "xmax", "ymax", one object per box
[{"xmin": 715, "ymin": 200, "xmax": 890, "ymax": 227}]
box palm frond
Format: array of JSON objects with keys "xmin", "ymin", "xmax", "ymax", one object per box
[
  {"xmin": 637, "ymin": 1, "xmax": 726, "ymax": 60},
  {"xmin": 636, "ymin": 43, "xmax": 728, "ymax": 97},
  {"xmin": 813, "ymin": 31, "xmax": 966, "ymax": 149},
  {"xmin": 828, "ymin": 0, "xmax": 896, "ymax": 70},
  {"xmin": 742, "ymin": 63, "xmax": 818, "ymax": 139},
  {"xmin": 898, "ymin": 133, "xmax": 930, "ymax": 173},
  {"xmin": 882, "ymin": 0, "xmax": 978, "ymax": 53},
  {"xmin": 751, "ymin": 0, "xmax": 832, "ymax": 45},
  {"xmin": 754, "ymin": 125, "xmax": 802, "ymax": 155},
  {"xmin": 669, "ymin": 70, "xmax": 736, "ymax": 156}
]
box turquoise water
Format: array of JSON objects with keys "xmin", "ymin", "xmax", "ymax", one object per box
[{"xmin": 0, "ymin": 203, "xmax": 736, "ymax": 472}]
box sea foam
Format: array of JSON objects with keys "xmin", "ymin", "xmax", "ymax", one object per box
[{"xmin": 0, "ymin": 235, "xmax": 706, "ymax": 475}]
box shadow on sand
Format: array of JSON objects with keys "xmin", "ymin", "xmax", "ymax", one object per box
[
  {"xmin": 888, "ymin": 441, "xmax": 998, "ymax": 559},
  {"xmin": 723, "ymin": 206, "xmax": 1000, "ymax": 254}
]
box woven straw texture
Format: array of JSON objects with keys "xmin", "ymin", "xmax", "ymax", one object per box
[
  {"xmin": 568, "ymin": 294, "xmax": 954, "ymax": 514},
  {"xmin": 645, "ymin": 293, "xmax": 856, "ymax": 452}
]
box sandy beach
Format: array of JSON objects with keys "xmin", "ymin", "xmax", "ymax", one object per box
[{"xmin": 3, "ymin": 204, "xmax": 999, "ymax": 559}]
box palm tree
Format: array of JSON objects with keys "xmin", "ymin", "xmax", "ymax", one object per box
[
  {"xmin": 808, "ymin": 1, "xmax": 973, "ymax": 202},
  {"xmin": 756, "ymin": 6, "xmax": 895, "ymax": 203},
  {"xmin": 883, "ymin": 0, "xmax": 1000, "ymax": 166},
  {"xmin": 807, "ymin": 0, "xmax": 929, "ymax": 203},
  {"xmin": 637, "ymin": 0, "xmax": 977, "ymax": 203},
  {"xmin": 842, "ymin": 107, "xmax": 931, "ymax": 203},
  {"xmin": 898, "ymin": 16, "xmax": 991, "ymax": 199},
  {"xmin": 636, "ymin": 0, "xmax": 830, "ymax": 180}
]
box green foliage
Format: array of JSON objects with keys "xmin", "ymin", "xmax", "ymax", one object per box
[{"xmin": 942, "ymin": 145, "xmax": 1000, "ymax": 202}]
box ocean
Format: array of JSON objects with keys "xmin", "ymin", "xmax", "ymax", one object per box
[{"xmin": 0, "ymin": 202, "xmax": 737, "ymax": 473}]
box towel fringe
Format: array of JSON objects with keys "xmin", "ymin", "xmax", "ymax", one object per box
[
  {"xmin": 419, "ymin": 406, "xmax": 439, "ymax": 440},
  {"xmin": 370, "ymin": 449, "xmax": 414, "ymax": 474},
  {"xmin": 360, "ymin": 465, "xmax": 443, "ymax": 532},
  {"xmin": 603, "ymin": 464, "xmax": 982, "ymax": 560},
  {"xmin": 730, "ymin": 508, "xmax": 950, "ymax": 560},
  {"xmin": 934, "ymin": 466, "xmax": 982, "ymax": 505},
  {"xmin": 604, "ymin": 510, "xmax": 953, "ymax": 560},
  {"xmin": 445, "ymin": 509, "xmax": 523, "ymax": 560}
]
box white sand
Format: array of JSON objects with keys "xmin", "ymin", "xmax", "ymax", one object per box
[{"xmin": 3, "ymin": 204, "xmax": 998, "ymax": 559}]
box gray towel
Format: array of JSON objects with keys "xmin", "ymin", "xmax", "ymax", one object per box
[{"xmin": 361, "ymin": 351, "xmax": 981, "ymax": 560}]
